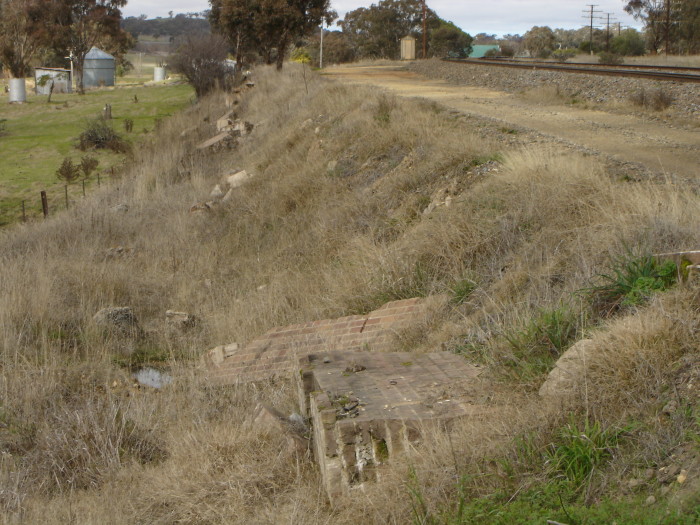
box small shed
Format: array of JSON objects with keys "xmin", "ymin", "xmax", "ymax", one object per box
[
  {"xmin": 34, "ymin": 68, "xmax": 72, "ymax": 94},
  {"xmin": 83, "ymin": 47, "xmax": 115, "ymax": 88},
  {"xmin": 469, "ymin": 45, "xmax": 501, "ymax": 58},
  {"xmin": 400, "ymin": 36, "xmax": 416, "ymax": 60}
]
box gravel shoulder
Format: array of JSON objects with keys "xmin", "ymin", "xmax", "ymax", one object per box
[{"xmin": 322, "ymin": 62, "xmax": 700, "ymax": 182}]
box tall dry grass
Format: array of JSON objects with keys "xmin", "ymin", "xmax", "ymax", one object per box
[{"xmin": 1, "ymin": 63, "xmax": 699, "ymax": 522}]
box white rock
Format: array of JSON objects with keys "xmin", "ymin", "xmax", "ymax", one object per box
[
  {"xmin": 539, "ymin": 339, "xmax": 595, "ymax": 399},
  {"xmin": 225, "ymin": 170, "xmax": 254, "ymax": 189},
  {"xmin": 210, "ymin": 184, "xmax": 225, "ymax": 200}
]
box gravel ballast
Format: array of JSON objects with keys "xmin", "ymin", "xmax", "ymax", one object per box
[{"xmin": 407, "ymin": 58, "xmax": 699, "ymax": 119}]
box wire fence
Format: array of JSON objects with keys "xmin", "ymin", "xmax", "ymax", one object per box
[{"xmin": 2, "ymin": 170, "xmax": 117, "ymax": 226}]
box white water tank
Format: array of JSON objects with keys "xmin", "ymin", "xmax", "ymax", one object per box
[
  {"xmin": 8, "ymin": 78, "xmax": 26, "ymax": 103},
  {"xmin": 153, "ymin": 66, "xmax": 166, "ymax": 81}
]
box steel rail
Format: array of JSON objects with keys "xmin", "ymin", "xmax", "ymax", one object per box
[
  {"xmin": 477, "ymin": 57, "xmax": 700, "ymax": 73},
  {"xmin": 441, "ymin": 58, "xmax": 700, "ymax": 83}
]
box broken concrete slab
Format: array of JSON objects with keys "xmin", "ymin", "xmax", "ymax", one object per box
[
  {"xmin": 196, "ymin": 132, "xmax": 235, "ymax": 151},
  {"xmin": 204, "ymin": 298, "xmax": 430, "ymax": 384},
  {"xmin": 165, "ymin": 310, "xmax": 199, "ymax": 333},
  {"xmin": 654, "ymin": 250, "xmax": 700, "ymax": 280},
  {"xmin": 216, "ymin": 111, "xmax": 236, "ymax": 132},
  {"xmin": 297, "ymin": 351, "xmax": 483, "ymax": 500},
  {"xmin": 539, "ymin": 339, "xmax": 594, "ymax": 399},
  {"xmin": 224, "ymin": 170, "xmax": 254, "ymax": 189}
]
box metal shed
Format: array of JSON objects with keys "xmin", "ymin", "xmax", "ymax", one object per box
[
  {"xmin": 469, "ymin": 45, "xmax": 501, "ymax": 58},
  {"xmin": 34, "ymin": 68, "xmax": 72, "ymax": 94},
  {"xmin": 83, "ymin": 47, "xmax": 115, "ymax": 88}
]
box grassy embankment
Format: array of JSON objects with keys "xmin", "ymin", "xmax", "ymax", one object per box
[
  {"xmin": 0, "ymin": 57, "xmax": 191, "ymax": 225},
  {"xmin": 0, "ymin": 64, "xmax": 698, "ymax": 523}
]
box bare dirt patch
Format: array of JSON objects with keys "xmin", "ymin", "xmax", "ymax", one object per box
[{"xmin": 322, "ymin": 64, "xmax": 700, "ymax": 182}]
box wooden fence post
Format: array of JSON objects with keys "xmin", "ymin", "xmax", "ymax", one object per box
[
  {"xmin": 64, "ymin": 185, "xmax": 69, "ymax": 209},
  {"xmin": 97, "ymin": 172, "xmax": 101, "ymax": 186},
  {"xmin": 21, "ymin": 200, "xmax": 26, "ymax": 222},
  {"xmin": 40, "ymin": 191, "xmax": 48, "ymax": 218},
  {"xmin": 82, "ymin": 179, "xmax": 86, "ymax": 197}
]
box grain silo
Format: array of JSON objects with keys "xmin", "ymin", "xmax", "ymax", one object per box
[{"xmin": 83, "ymin": 47, "xmax": 115, "ymax": 88}]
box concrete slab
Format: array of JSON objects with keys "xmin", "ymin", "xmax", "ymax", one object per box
[
  {"xmin": 296, "ymin": 351, "xmax": 484, "ymax": 500},
  {"xmin": 204, "ymin": 298, "xmax": 430, "ymax": 384}
]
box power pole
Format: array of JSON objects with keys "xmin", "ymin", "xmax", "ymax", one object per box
[
  {"xmin": 583, "ymin": 4, "xmax": 602, "ymax": 55},
  {"xmin": 320, "ymin": 18, "xmax": 324, "ymax": 68},
  {"xmin": 664, "ymin": 0, "xmax": 671, "ymax": 56},
  {"xmin": 604, "ymin": 13, "xmax": 617, "ymax": 51},
  {"xmin": 422, "ymin": 0, "xmax": 427, "ymax": 59}
]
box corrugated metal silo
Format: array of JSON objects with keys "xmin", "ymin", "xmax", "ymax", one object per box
[{"xmin": 83, "ymin": 47, "xmax": 115, "ymax": 88}]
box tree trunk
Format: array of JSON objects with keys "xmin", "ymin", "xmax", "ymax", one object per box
[{"xmin": 75, "ymin": 62, "xmax": 85, "ymax": 95}]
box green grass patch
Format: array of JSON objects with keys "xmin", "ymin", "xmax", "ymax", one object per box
[
  {"xmin": 584, "ymin": 253, "xmax": 677, "ymax": 315},
  {"xmin": 0, "ymin": 81, "xmax": 193, "ymax": 225}
]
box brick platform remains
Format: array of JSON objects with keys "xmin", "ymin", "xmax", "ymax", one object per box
[
  {"xmin": 205, "ymin": 298, "xmax": 428, "ymax": 384},
  {"xmin": 297, "ymin": 351, "xmax": 484, "ymax": 500}
]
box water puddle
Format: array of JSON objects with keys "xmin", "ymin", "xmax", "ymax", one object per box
[{"xmin": 133, "ymin": 367, "xmax": 172, "ymax": 389}]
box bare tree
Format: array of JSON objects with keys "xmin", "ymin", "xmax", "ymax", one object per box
[{"xmin": 169, "ymin": 33, "xmax": 231, "ymax": 98}]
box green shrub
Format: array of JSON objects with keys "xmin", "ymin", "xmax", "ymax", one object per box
[
  {"xmin": 450, "ymin": 278, "xmax": 477, "ymax": 304},
  {"xmin": 502, "ymin": 306, "xmax": 579, "ymax": 380},
  {"xmin": 585, "ymin": 254, "xmax": 677, "ymax": 314},
  {"xmin": 552, "ymin": 48, "xmax": 577, "ymax": 62},
  {"xmin": 598, "ymin": 51, "xmax": 624, "ymax": 65},
  {"xmin": 78, "ymin": 118, "xmax": 130, "ymax": 153}
]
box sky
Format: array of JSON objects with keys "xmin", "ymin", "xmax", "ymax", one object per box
[{"xmin": 122, "ymin": 1, "xmax": 643, "ymax": 36}]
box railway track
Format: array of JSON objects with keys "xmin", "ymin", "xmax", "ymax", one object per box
[{"xmin": 441, "ymin": 58, "xmax": 700, "ymax": 83}]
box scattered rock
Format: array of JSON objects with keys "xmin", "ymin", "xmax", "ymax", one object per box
[
  {"xmin": 165, "ymin": 310, "xmax": 198, "ymax": 332},
  {"xmin": 662, "ymin": 399, "xmax": 678, "ymax": 415},
  {"xmin": 204, "ymin": 343, "xmax": 240, "ymax": 367},
  {"xmin": 645, "ymin": 495, "xmax": 656, "ymax": 506},
  {"xmin": 111, "ymin": 203, "xmax": 129, "ymax": 213},
  {"xmin": 196, "ymin": 132, "xmax": 235, "ymax": 151},
  {"xmin": 658, "ymin": 464, "xmax": 681, "ymax": 484},
  {"xmin": 677, "ymin": 469, "xmax": 688, "ymax": 484},
  {"xmin": 216, "ymin": 111, "xmax": 236, "ymax": 132},
  {"xmin": 225, "ymin": 170, "xmax": 254, "ymax": 189},
  {"xmin": 327, "ymin": 160, "xmax": 338, "ymax": 173},
  {"xmin": 210, "ymin": 184, "xmax": 225, "ymax": 200},
  {"xmin": 105, "ymin": 246, "xmax": 133, "ymax": 259},
  {"xmin": 189, "ymin": 202, "xmax": 212, "ymax": 214},
  {"xmin": 179, "ymin": 126, "xmax": 197, "ymax": 139},
  {"xmin": 93, "ymin": 307, "xmax": 141, "ymax": 337},
  {"xmin": 628, "ymin": 478, "xmax": 642, "ymax": 490}
]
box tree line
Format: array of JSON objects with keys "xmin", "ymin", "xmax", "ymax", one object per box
[{"xmin": 0, "ymin": 0, "xmax": 131, "ymax": 96}]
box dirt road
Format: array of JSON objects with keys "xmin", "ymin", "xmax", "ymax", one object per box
[{"xmin": 322, "ymin": 65, "xmax": 699, "ymax": 181}]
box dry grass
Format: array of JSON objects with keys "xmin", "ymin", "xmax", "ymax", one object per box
[{"xmin": 1, "ymin": 63, "xmax": 699, "ymax": 522}]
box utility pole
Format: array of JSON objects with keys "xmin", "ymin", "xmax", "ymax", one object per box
[
  {"xmin": 664, "ymin": 0, "xmax": 671, "ymax": 56},
  {"xmin": 320, "ymin": 18, "xmax": 324, "ymax": 68},
  {"xmin": 422, "ymin": 0, "xmax": 427, "ymax": 59},
  {"xmin": 604, "ymin": 13, "xmax": 617, "ymax": 51},
  {"xmin": 583, "ymin": 4, "xmax": 602, "ymax": 56}
]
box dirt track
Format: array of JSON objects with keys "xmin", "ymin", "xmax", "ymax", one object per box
[{"xmin": 322, "ymin": 64, "xmax": 699, "ymax": 181}]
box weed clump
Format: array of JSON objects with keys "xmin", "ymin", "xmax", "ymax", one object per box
[
  {"xmin": 629, "ymin": 88, "xmax": 674, "ymax": 111},
  {"xmin": 79, "ymin": 118, "xmax": 130, "ymax": 153},
  {"xmin": 585, "ymin": 254, "xmax": 677, "ymax": 315},
  {"xmin": 598, "ymin": 51, "xmax": 624, "ymax": 65}
]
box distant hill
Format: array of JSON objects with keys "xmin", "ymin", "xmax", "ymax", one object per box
[{"xmin": 121, "ymin": 14, "xmax": 210, "ymax": 40}]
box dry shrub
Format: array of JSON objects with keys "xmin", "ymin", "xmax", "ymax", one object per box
[
  {"xmin": 629, "ymin": 87, "xmax": 674, "ymax": 111},
  {"xmin": 2, "ymin": 64, "xmax": 700, "ymax": 522}
]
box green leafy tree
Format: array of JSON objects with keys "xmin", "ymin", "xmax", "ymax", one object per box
[
  {"xmin": 210, "ymin": 0, "xmax": 332, "ymax": 70},
  {"xmin": 45, "ymin": 0, "xmax": 128, "ymax": 94},
  {"xmin": 0, "ymin": 0, "xmax": 45, "ymax": 78},
  {"xmin": 611, "ymin": 28, "xmax": 646, "ymax": 55},
  {"xmin": 429, "ymin": 21, "xmax": 472, "ymax": 58},
  {"xmin": 339, "ymin": 0, "xmax": 441, "ymax": 60},
  {"xmin": 523, "ymin": 25, "xmax": 556, "ymax": 58}
]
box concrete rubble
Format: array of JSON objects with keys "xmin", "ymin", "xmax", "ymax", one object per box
[
  {"xmin": 201, "ymin": 297, "xmax": 491, "ymax": 500},
  {"xmin": 297, "ymin": 351, "xmax": 484, "ymax": 500}
]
